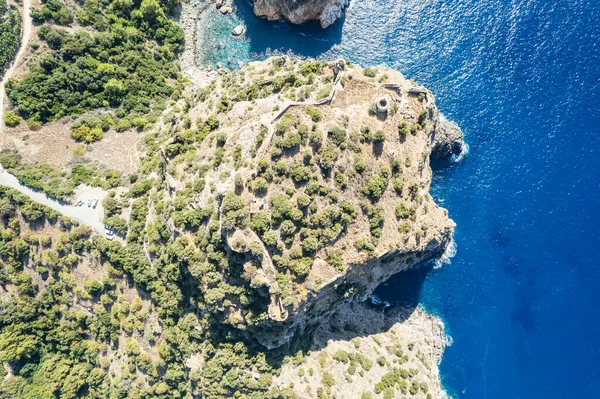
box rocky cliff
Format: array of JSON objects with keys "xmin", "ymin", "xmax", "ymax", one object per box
[
  {"xmin": 253, "ymin": 0, "xmax": 350, "ymax": 28},
  {"xmin": 164, "ymin": 57, "xmax": 463, "ymax": 348}
]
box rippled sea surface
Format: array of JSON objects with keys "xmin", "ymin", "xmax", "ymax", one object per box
[{"xmin": 199, "ymin": 0, "xmax": 600, "ymax": 397}]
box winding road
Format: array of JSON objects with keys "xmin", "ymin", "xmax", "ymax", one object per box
[
  {"xmin": 0, "ymin": 0, "xmax": 107, "ymax": 234},
  {"xmin": 0, "ymin": 0, "xmax": 31, "ymax": 128}
]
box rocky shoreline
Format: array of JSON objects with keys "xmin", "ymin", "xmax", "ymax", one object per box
[{"xmin": 178, "ymin": 0, "xmax": 220, "ymax": 86}]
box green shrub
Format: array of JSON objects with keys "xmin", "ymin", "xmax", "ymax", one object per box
[
  {"xmin": 355, "ymin": 157, "xmax": 367, "ymax": 173},
  {"xmin": 129, "ymin": 180, "xmax": 153, "ymax": 197},
  {"xmin": 297, "ymin": 193, "xmax": 311, "ymax": 208},
  {"xmin": 361, "ymin": 126, "xmax": 385, "ymax": 143},
  {"xmin": 301, "ymin": 235, "xmax": 319, "ymax": 253},
  {"xmin": 276, "ymin": 113, "xmax": 296, "ymax": 134},
  {"xmin": 84, "ymin": 279, "xmax": 103, "ymax": 296},
  {"xmin": 398, "ymin": 121, "xmax": 409, "ymax": 139},
  {"xmin": 363, "ymin": 67, "xmax": 378, "ymax": 78},
  {"xmin": 214, "ymin": 147, "xmax": 225, "ymax": 167},
  {"xmin": 318, "ymin": 146, "xmax": 338, "ymax": 170},
  {"xmin": 270, "ymin": 194, "xmax": 292, "ymax": 220},
  {"xmin": 105, "ymin": 216, "xmax": 128, "ymax": 235},
  {"xmin": 116, "ymin": 119, "xmax": 132, "ymax": 132},
  {"xmin": 309, "ymin": 129, "xmax": 324, "ymax": 147},
  {"xmin": 316, "ymin": 83, "xmax": 333, "ymax": 101},
  {"xmin": 409, "ymin": 380, "xmax": 419, "ymax": 395},
  {"xmin": 333, "ymin": 350, "xmax": 350, "ymax": 363},
  {"xmin": 262, "ymin": 230, "xmax": 279, "ymax": 246},
  {"xmin": 280, "ymin": 220, "xmax": 296, "ymax": 237},
  {"xmin": 4, "ymin": 110, "xmax": 20, "ymax": 127},
  {"xmin": 250, "ymin": 211, "xmax": 271, "ymax": 234},
  {"xmin": 0, "ymin": 150, "xmax": 20, "ymax": 169},
  {"xmin": 300, "ymin": 61, "xmax": 320, "ymax": 76},
  {"xmin": 393, "ymin": 178, "xmax": 403, "ymax": 194},
  {"xmin": 307, "ymin": 107, "xmax": 322, "ymax": 122},
  {"xmin": 321, "ymin": 373, "xmax": 335, "ymax": 388},
  {"xmin": 279, "ymin": 131, "xmax": 302, "ymax": 150},
  {"xmin": 328, "ymin": 126, "xmax": 346, "ymax": 148},
  {"xmin": 291, "ymin": 165, "xmax": 312, "ymax": 183},
  {"xmin": 362, "ymin": 174, "xmax": 388, "ymax": 201},
  {"xmin": 367, "ymin": 205, "xmax": 385, "ymax": 237},
  {"xmin": 252, "ymin": 177, "xmax": 269, "ymax": 194},
  {"xmin": 392, "ymin": 157, "xmax": 403, "ymax": 174},
  {"xmin": 395, "ymin": 203, "xmax": 417, "ymax": 220},
  {"xmin": 71, "ymin": 125, "xmax": 104, "ymax": 143},
  {"xmin": 398, "ymin": 223, "xmax": 411, "ymax": 234},
  {"xmin": 221, "ymin": 192, "xmax": 249, "ymax": 230}
]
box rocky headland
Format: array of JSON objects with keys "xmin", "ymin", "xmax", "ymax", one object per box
[
  {"xmin": 170, "ymin": 57, "xmax": 462, "ymax": 349},
  {"xmin": 252, "ymin": 0, "xmax": 350, "ymax": 28}
]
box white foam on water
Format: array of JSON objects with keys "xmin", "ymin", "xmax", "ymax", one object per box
[
  {"xmin": 433, "ymin": 237, "xmax": 457, "ymax": 269},
  {"xmin": 451, "ymin": 141, "xmax": 470, "ymax": 163},
  {"xmin": 368, "ymin": 294, "xmax": 391, "ymax": 307}
]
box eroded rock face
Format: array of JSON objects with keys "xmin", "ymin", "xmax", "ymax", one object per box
[
  {"xmin": 253, "ymin": 0, "xmax": 350, "ymax": 28},
  {"xmin": 432, "ymin": 119, "xmax": 465, "ymax": 161}
]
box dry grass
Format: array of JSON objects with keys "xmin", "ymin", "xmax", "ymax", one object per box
[{"xmin": 0, "ymin": 121, "xmax": 143, "ymax": 174}]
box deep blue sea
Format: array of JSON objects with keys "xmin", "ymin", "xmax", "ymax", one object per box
[{"xmin": 198, "ymin": 0, "xmax": 600, "ymax": 397}]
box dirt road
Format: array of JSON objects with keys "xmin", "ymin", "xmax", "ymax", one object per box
[
  {"xmin": 0, "ymin": 167, "xmax": 107, "ymax": 233},
  {"xmin": 0, "ymin": 0, "xmax": 31, "ymax": 129}
]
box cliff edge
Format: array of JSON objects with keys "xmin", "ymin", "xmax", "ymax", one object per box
[{"xmin": 253, "ymin": 0, "xmax": 350, "ymax": 28}]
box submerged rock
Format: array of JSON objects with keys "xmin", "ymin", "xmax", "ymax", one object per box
[
  {"xmin": 232, "ymin": 24, "xmax": 245, "ymax": 36},
  {"xmin": 252, "ymin": 0, "xmax": 350, "ymax": 29}
]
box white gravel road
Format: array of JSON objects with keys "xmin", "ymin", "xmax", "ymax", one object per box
[{"xmin": 0, "ymin": 167, "xmax": 107, "ymax": 233}]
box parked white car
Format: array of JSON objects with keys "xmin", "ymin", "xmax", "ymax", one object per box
[
  {"xmin": 92, "ymin": 198, "xmax": 99, "ymax": 208},
  {"xmin": 87, "ymin": 199, "xmax": 92, "ymax": 207}
]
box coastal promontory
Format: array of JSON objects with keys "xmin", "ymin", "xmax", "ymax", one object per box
[{"xmin": 0, "ymin": 0, "xmax": 463, "ymax": 392}]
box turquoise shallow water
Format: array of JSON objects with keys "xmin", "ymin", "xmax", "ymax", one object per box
[{"xmin": 198, "ymin": 0, "xmax": 600, "ymax": 397}]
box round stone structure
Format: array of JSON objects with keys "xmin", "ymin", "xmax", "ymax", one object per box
[{"xmin": 376, "ymin": 95, "xmax": 391, "ymax": 116}]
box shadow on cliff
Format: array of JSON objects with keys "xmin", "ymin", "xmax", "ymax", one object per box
[
  {"xmin": 233, "ymin": 0, "xmax": 345, "ymax": 57},
  {"xmin": 309, "ymin": 262, "xmax": 434, "ymax": 351}
]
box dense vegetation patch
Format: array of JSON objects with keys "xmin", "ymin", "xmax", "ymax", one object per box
[
  {"xmin": 0, "ymin": 0, "xmax": 21, "ymax": 77},
  {"xmin": 6, "ymin": 0, "xmax": 184, "ymax": 125}
]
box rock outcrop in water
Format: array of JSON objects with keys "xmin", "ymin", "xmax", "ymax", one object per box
[
  {"xmin": 432, "ymin": 118, "xmax": 465, "ymax": 161},
  {"xmin": 253, "ymin": 0, "xmax": 349, "ymax": 28}
]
